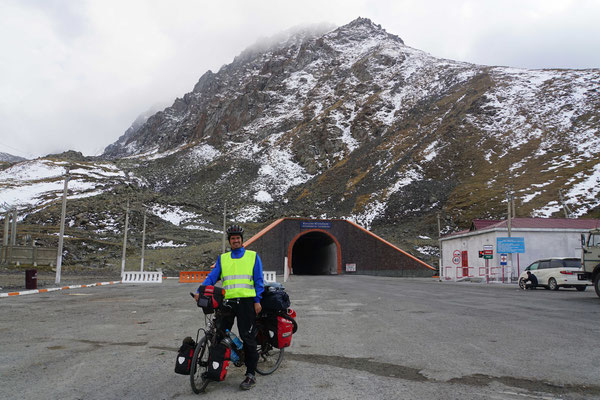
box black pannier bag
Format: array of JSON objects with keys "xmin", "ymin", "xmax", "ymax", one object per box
[
  {"xmin": 205, "ymin": 343, "xmax": 231, "ymax": 381},
  {"xmin": 260, "ymin": 282, "xmax": 290, "ymax": 311},
  {"xmin": 174, "ymin": 336, "xmax": 196, "ymax": 375},
  {"xmin": 197, "ymin": 285, "xmax": 225, "ymax": 314}
]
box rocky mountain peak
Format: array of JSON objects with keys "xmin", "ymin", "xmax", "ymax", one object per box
[
  {"xmin": 334, "ymin": 17, "xmax": 404, "ymax": 45},
  {"xmin": 99, "ymin": 17, "xmax": 599, "ymax": 241}
]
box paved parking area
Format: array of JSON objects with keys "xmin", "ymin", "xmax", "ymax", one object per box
[{"xmin": 1, "ymin": 276, "xmax": 599, "ymax": 399}]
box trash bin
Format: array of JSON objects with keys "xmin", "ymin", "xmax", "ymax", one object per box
[{"xmin": 25, "ymin": 269, "xmax": 37, "ymax": 290}]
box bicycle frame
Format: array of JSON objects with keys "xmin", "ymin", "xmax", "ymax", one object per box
[{"xmin": 189, "ymin": 306, "xmax": 285, "ymax": 393}]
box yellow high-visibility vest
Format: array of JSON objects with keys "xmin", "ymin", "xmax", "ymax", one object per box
[{"xmin": 220, "ymin": 250, "xmax": 257, "ymax": 299}]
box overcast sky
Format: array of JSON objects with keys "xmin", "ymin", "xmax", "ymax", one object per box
[{"xmin": 1, "ymin": 0, "xmax": 599, "ymax": 159}]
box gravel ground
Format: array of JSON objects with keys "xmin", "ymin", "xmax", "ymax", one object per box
[
  {"xmin": 1, "ymin": 275, "xmax": 599, "ymax": 399},
  {"xmin": 0, "ymin": 265, "xmax": 124, "ymax": 292}
]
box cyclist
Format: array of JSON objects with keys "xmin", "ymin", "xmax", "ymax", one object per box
[{"xmin": 194, "ymin": 224, "xmax": 264, "ymax": 390}]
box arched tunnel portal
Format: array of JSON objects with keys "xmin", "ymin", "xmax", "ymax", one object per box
[{"xmin": 288, "ymin": 230, "xmax": 341, "ymax": 275}]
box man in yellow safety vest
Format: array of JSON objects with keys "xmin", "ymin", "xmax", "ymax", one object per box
[{"xmin": 195, "ymin": 224, "xmax": 264, "ymax": 390}]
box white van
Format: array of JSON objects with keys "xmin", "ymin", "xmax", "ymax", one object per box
[{"xmin": 518, "ymin": 257, "xmax": 589, "ymax": 291}]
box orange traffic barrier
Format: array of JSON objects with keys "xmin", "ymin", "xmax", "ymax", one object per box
[{"xmin": 179, "ymin": 271, "xmax": 210, "ymax": 283}]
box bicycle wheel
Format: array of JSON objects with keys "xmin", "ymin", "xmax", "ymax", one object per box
[
  {"xmin": 190, "ymin": 336, "xmax": 210, "ymax": 393},
  {"xmin": 255, "ymin": 343, "xmax": 284, "ymax": 375}
]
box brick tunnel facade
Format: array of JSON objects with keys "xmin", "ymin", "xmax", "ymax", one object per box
[{"xmin": 244, "ymin": 218, "xmax": 434, "ymax": 277}]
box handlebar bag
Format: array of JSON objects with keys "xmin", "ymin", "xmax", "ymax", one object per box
[
  {"xmin": 174, "ymin": 337, "xmax": 196, "ymax": 375},
  {"xmin": 197, "ymin": 285, "xmax": 225, "ymax": 314},
  {"xmin": 206, "ymin": 343, "xmax": 231, "ymax": 381}
]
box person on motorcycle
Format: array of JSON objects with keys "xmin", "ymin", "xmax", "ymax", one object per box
[{"xmin": 194, "ymin": 224, "xmax": 264, "ymax": 390}]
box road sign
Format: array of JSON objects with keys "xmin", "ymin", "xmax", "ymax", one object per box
[
  {"xmin": 497, "ymin": 237, "xmax": 525, "ymax": 253},
  {"xmin": 452, "ymin": 250, "xmax": 461, "ymax": 265},
  {"xmin": 500, "ymin": 253, "xmax": 507, "ymax": 265},
  {"xmin": 483, "ymin": 254, "xmax": 493, "ymax": 260}
]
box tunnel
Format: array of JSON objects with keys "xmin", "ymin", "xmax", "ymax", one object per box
[{"xmin": 290, "ymin": 231, "xmax": 339, "ymax": 275}]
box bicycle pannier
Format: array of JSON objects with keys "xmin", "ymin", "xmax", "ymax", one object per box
[
  {"xmin": 265, "ymin": 309, "xmax": 297, "ymax": 349},
  {"xmin": 205, "ymin": 343, "xmax": 231, "ymax": 381},
  {"xmin": 260, "ymin": 284, "xmax": 290, "ymax": 311},
  {"xmin": 197, "ymin": 285, "xmax": 225, "ymax": 314},
  {"xmin": 174, "ymin": 337, "xmax": 196, "ymax": 375}
]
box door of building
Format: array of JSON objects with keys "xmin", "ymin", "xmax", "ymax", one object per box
[{"xmin": 462, "ymin": 250, "xmax": 469, "ymax": 277}]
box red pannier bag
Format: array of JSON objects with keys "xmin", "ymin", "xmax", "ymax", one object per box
[
  {"xmin": 264, "ymin": 308, "xmax": 298, "ymax": 349},
  {"xmin": 196, "ymin": 285, "xmax": 225, "ymax": 314},
  {"xmin": 206, "ymin": 343, "xmax": 231, "ymax": 381}
]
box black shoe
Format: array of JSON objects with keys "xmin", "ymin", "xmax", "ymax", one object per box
[{"xmin": 240, "ymin": 375, "xmax": 256, "ymax": 390}]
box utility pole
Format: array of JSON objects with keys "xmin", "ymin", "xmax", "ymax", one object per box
[
  {"xmin": 507, "ymin": 193, "xmax": 512, "ymax": 238},
  {"xmin": 140, "ymin": 207, "xmax": 147, "ymax": 272},
  {"xmin": 558, "ymin": 190, "xmax": 572, "ymax": 218},
  {"xmin": 121, "ymin": 198, "xmax": 130, "ymax": 278},
  {"xmin": 2, "ymin": 210, "xmax": 10, "ymax": 264},
  {"xmin": 222, "ymin": 200, "xmax": 227, "ymax": 253},
  {"xmin": 3, "ymin": 211, "xmax": 9, "ymax": 246},
  {"xmin": 55, "ymin": 168, "xmax": 70, "ymax": 284},
  {"xmin": 506, "ymin": 192, "xmax": 513, "ymax": 284},
  {"xmin": 511, "ymin": 193, "xmax": 516, "ymax": 219},
  {"xmin": 10, "ymin": 208, "xmax": 17, "ymax": 246},
  {"xmin": 437, "ymin": 212, "xmax": 443, "ymax": 281}
]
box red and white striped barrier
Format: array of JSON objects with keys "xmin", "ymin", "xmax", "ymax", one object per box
[{"xmin": 0, "ymin": 281, "xmax": 121, "ymax": 297}]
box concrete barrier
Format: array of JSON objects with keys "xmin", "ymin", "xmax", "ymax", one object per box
[
  {"xmin": 180, "ymin": 270, "xmax": 277, "ymax": 284},
  {"xmin": 263, "ymin": 270, "xmax": 276, "ymax": 283},
  {"xmin": 122, "ymin": 271, "xmax": 163, "ymax": 283}
]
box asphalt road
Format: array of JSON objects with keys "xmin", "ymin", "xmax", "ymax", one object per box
[{"xmin": 1, "ymin": 275, "xmax": 599, "ymax": 400}]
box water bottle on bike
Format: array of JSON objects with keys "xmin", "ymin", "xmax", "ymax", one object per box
[
  {"xmin": 226, "ymin": 329, "xmax": 244, "ymax": 352},
  {"xmin": 220, "ymin": 332, "xmax": 240, "ymax": 363}
]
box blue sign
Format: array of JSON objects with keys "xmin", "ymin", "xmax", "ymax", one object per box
[
  {"xmin": 497, "ymin": 237, "xmax": 525, "ymax": 253},
  {"xmin": 301, "ymin": 221, "xmax": 332, "ymax": 229}
]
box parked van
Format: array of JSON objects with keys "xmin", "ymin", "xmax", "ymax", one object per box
[{"xmin": 518, "ymin": 258, "xmax": 589, "ymax": 291}]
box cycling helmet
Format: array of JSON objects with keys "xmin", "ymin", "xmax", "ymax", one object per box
[{"xmin": 226, "ymin": 224, "xmax": 244, "ymax": 240}]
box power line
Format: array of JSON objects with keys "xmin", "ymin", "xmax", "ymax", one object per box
[{"xmin": 0, "ymin": 141, "xmax": 37, "ymax": 159}]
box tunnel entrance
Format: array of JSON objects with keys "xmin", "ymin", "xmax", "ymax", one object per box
[{"xmin": 290, "ymin": 231, "xmax": 339, "ymax": 275}]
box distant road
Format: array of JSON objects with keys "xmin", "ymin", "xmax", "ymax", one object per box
[{"xmin": 1, "ymin": 276, "xmax": 598, "ymax": 399}]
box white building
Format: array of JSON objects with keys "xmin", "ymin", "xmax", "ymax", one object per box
[{"xmin": 439, "ymin": 218, "xmax": 600, "ymax": 282}]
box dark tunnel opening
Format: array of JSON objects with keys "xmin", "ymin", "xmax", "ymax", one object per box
[{"xmin": 291, "ymin": 231, "xmax": 338, "ymax": 275}]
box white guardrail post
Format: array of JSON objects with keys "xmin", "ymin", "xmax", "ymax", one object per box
[
  {"xmin": 263, "ymin": 271, "xmax": 276, "ymax": 283},
  {"xmin": 122, "ymin": 271, "xmax": 163, "ymax": 283}
]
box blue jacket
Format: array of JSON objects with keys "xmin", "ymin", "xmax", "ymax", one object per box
[{"xmin": 201, "ymin": 247, "xmax": 264, "ymax": 303}]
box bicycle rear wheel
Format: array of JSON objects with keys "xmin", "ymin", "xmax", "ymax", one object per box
[
  {"xmin": 190, "ymin": 336, "xmax": 210, "ymax": 393},
  {"xmin": 255, "ymin": 343, "xmax": 284, "ymax": 375}
]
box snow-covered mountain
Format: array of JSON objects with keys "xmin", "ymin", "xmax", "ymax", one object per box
[
  {"xmin": 101, "ymin": 17, "xmax": 600, "ymax": 229},
  {"xmin": 1, "ymin": 18, "xmax": 599, "ymax": 265},
  {"xmin": 0, "ymin": 159, "xmax": 142, "ymax": 212},
  {"xmin": 0, "ymin": 152, "xmax": 26, "ymax": 163}
]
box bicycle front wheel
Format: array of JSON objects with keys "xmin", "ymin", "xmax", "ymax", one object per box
[
  {"xmin": 255, "ymin": 344, "xmax": 284, "ymax": 375},
  {"xmin": 190, "ymin": 336, "xmax": 210, "ymax": 393}
]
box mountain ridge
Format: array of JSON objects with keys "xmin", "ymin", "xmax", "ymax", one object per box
[{"xmin": 2, "ymin": 17, "xmax": 599, "ymax": 269}]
